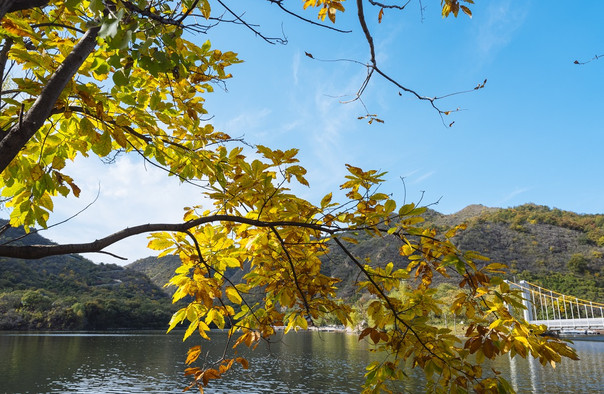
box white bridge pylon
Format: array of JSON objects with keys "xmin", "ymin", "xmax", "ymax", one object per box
[{"xmin": 506, "ymin": 280, "xmax": 604, "ymax": 332}]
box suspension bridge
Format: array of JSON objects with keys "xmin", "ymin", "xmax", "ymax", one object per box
[{"xmin": 506, "ymin": 280, "xmax": 604, "ymax": 334}]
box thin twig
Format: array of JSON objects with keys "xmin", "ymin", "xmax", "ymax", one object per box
[
  {"xmin": 0, "ymin": 184, "xmax": 101, "ymax": 246},
  {"xmin": 270, "ymin": 226, "xmax": 315, "ymax": 325},
  {"xmin": 574, "ymin": 54, "xmax": 604, "ymax": 65},
  {"xmin": 267, "ymin": 0, "xmax": 352, "ymax": 33},
  {"xmin": 215, "ymin": 0, "xmax": 287, "ymax": 44}
]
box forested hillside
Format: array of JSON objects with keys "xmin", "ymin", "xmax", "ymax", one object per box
[
  {"xmin": 0, "ymin": 220, "xmax": 176, "ymax": 330},
  {"xmin": 454, "ymin": 204, "xmax": 604, "ymax": 302},
  {"xmin": 127, "ymin": 255, "xmax": 182, "ymax": 295},
  {"xmin": 3, "ymin": 203, "xmax": 603, "ymax": 331}
]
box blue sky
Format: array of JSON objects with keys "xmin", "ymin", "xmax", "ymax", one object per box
[
  {"xmin": 6, "ymin": 0, "xmax": 604, "ymax": 264},
  {"xmin": 202, "ymin": 0, "xmax": 604, "ymax": 214}
]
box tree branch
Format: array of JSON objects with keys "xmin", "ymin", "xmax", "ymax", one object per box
[
  {"xmin": 332, "ymin": 235, "xmax": 474, "ymax": 383},
  {"xmin": 357, "ymin": 0, "xmax": 376, "ymax": 64},
  {"xmin": 574, "ymin": 53, "xmax": 604, "ymax": 65},
  {"xmin": 334, "ymin": 0, "xmax": 484, "ymax": 126},
  {"xmin": 0, "ymin": 25, "xmax": 100, "ymax": 172},
  {"xmin": 1, "ymin": 185, "xmax": 101, "ymax": 247},
  {"xmin": 367, "ymin": 0, "xmax": 411, "ymax": 10},
  {"xmin": 114, "ymin": 0, "xmax": 183, "ymax": 28},
  {"xmin": 0, "ymin": 36, "xmax": 13, "ymax": 115},
  {"xmin": 270, "ymin": 226, "xmax": 314, "ymax": 325},
  {"xmin": 0, "ymin": 0, "xmax": 49, "ymax": 20},
  {"xmin": 32, "ymin": 22, "xmax": 85, "ymax": 34},
  {"xmin": 215, "ymin": 0, "xmax": 287, "ymax": 45},
  {"xmin": 0, "ymin": 215, "xmax": 341, "ymax": 259}
]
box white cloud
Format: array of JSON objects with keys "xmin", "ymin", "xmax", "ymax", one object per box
[
  {"xmin": 412, "ymin": 170, "xmax": 436, "ymax": 185},
  {"xmin": 222, "ymin": 108, "xmax": 272, "ymax": 139},
  {"xmin": 476, "ymin": 0, "xmax": 528, "ymax": 59},
  {"xmin": 38, "ymin": 155, "xmax": 205, "ymax": 265},
  {"xmin": 401, "ymin": 169, "xmax": 419, "ymax": 179},
  {"xmin": 292, "ymin": 51, "xmax": 301, "ymax": 85},
  {"xmin": 498, "ymin": 186, "xmax": 531, "ymax": 205}
]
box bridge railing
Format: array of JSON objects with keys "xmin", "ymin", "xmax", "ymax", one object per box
[{"xmin": 507, "ymin": 280, "xmax": 604, "ymax": 327}]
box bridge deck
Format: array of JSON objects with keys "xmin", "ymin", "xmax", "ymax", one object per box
[{"xmin": 530, "ymin": 317, "xmax": 604, "ymax": 330}]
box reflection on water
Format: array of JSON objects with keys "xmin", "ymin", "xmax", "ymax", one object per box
[
  {"xmin": 0, "ymin": 331, "xmax": 602, "ymax": 393},
  {"xmin": 494, "ymin": 336, "xmax": 604, "ymax": 394},
  {"xmin": 497, "ymin": 338, "xmax": 604, "ymax": 394},
  {"xmin": 1, "ymin": 331, "xmax": 189, "ymax": 393}
]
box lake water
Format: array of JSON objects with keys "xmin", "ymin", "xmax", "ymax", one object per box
[{"xmin": 0, "ymin": 331, "xmax": 602, "ymax": 393}]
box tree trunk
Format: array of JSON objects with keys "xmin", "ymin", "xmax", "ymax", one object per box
[
  {"xmin": 0, "ymin": 25, "xmax": 100, "ymax": 173},
  {"xmin": 0, "ymin": 0, "xmax": 50, "ymax": 21}
]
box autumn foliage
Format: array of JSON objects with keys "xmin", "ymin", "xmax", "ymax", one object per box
[{"xmin": 0, "ymin": 1, "xmax": 578, "ymax": 393}]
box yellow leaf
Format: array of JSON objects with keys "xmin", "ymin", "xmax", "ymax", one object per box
[
  {"xmin": 184, "ymin": 319, "xmax": 199, "ymax": 341},
  {"xmin": 147, "ymin": 237, "xmax": 174, "ymax": 250},
  {"xmin": 38, "ymin": 193, "xmax": 54, "ymax": 212},
  {"xmin": 475, "ymin": 287, "xmax": 489, "ymax": 297},
  {"xmin": 401, "ymin": 244, "xmax": 414, "ymax": 256},
  {"xmin": 175, "ymin": 264, "xmax": 191, "ymax": 274},
  {"xmin": 51, "ymin": 156, "xmax": 65, "ymax": 170},
  {"xmin": 485, "ymin": 263, "xmax": 508, "ymax": 273},
  {"xmin": 465, "ymin": 251, "xmax": 490, "ymax": 261},
  {"xmin": 225, "ymin": 286, "xmax": 242, "ymax": 304},
  {"xmin": 222, "ymin": 257, "xmax": 241, "ymax": 268},
  {"xmin": 200, "ymin": 0, "xmax": 211, "ymax": 19},
  {"xmin": 320, "ymin": 192, "xmax": 332, "ymax": 208},
  {"xmin": 167, "ymin": 308, "xmax": 187, "ymax": 333},
  {"xmin": 384, "ymin": 199, "xmax": 396, "ymax": 214},
  {"xmin": 297, "ymin": 314, "xmax": 308, "ymax": 330},
  {"xmin": 2, "ymin": 18, "xmax": 38, "ymax": 39},
  {"xmin": 198, "ymin": 321, "xmax": 211, "ymax": 340}
]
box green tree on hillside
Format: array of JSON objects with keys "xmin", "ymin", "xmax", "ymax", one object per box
[
  {"xmin": 567, "ymin": 253, "xmax": 589, "ymax": 275},
  {"xmin": 0, "ymin": 1, "xmax": 577, "ymax": 393}
]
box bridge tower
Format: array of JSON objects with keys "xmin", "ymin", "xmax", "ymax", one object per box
[{"xmin": 518, "ymin": 280, "xmax": 534, "ymax": 322}]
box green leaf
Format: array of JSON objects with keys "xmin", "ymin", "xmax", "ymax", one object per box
[
  {"xmin": 99, "ymin": 17, "xmax": 121, "ymax": 39},
  {"xmin": 112, "ymin": 69, "xmax": 129, "ymax": 86},
  {"xmin": 91, "ymin": 131, "xmax": 112, "ymax": 157},
  {"xmin": 384, "ymin": 199, "xmax": 396, "ymax": 214},
  {"xmin": 149, "ymin": 91, "xmax": 161, "ymax": 110},
  {"xmin": 110, "ymin": 28, "xmax": 133, "ymax": 50},
  {"xmin": 89, "ymin": 0, "xmax": 104, "ymax": 13}
]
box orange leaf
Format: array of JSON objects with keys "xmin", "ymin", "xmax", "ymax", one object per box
[
  {"xmin": 235, "ymin": 357, "xmax": 249, "ymax": 369},
  {"xmin": 185, "ymin": 345, "xmax": 201, "ymax": 365}
]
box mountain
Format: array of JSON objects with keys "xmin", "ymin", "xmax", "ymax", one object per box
[
  {"xmin": 126, "ymin": 254, "xmax": 182, "ymax": 294},
  {"xmin": 129, "ymin": 204, "xmax": 604, "ymax": 303},
  {"xmin": 0, "ymin": 220, "xmax": 176, "ymax": 330},
  {"xmin": 3, "ymin": 203, "xmax": 602, "ymax": 331}
]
